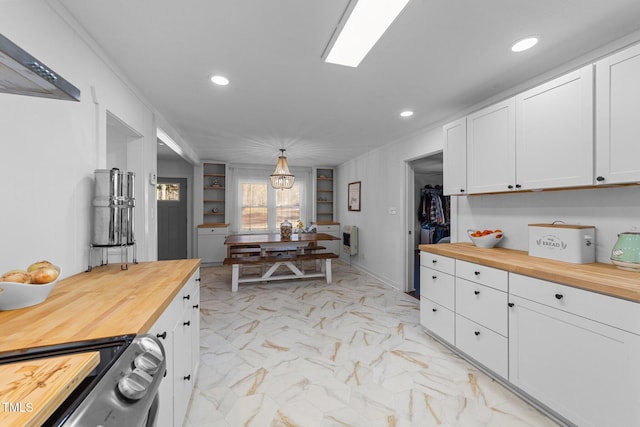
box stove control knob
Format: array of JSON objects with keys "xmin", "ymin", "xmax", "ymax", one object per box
[
  {"xmin": 117, "ymin": 368, "xmax": 153, "ymax": 401},
  {"xmin": 139, "ymin": 336, "xmax": 164, "ymax": 361},
  {"xmin": 134, "ymin": 351, "xmax": 162, "ymax": 375}
]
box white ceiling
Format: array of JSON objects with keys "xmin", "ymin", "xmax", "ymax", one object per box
[{"xmin": 59, "ymin": 0, "xmax": 640, "ymax": 168}]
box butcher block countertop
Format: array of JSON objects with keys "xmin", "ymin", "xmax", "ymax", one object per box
[
  {"xmin": 0, "ymin": 352, "xmax": 100, "ymax": 427},
  {"xmin": 0, "ymin": 259, "xmax": 200, "ymax": 353},
  {"xmin": 419, "ymin": 243, "xmax": 640, "ymax": 303}
]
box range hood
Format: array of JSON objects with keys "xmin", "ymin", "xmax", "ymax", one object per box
[{"xmin": 0, "ymin": 33, "xmax": 80, "ymax": 101}]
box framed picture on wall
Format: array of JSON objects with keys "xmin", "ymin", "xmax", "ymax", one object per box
[{"xmin": 348, "ymin": 181, "xmax": 361, "ymax": 211}]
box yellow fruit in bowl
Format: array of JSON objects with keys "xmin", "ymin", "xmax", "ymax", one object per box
[{"xmin": 1, "ymin": 270, "xmax": 31, "ymax": 283}]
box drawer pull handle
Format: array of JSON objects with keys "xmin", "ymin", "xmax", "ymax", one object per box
[
  {"xmin": 474, "ymin": 271, "xmax": 480, "ymax": 276},
  {"xmin": 474, "ymin": 331, "xmax": 480, "ymax": 336},
  {"xmin": 184, "ymin": 375, "xmax": 191, "ymax": 381},
  {"xmin": 156, "ymin": 332, "xmax": 167, "ymax": 340},
  {"xmin": 432, "ymin": 308, "xmax": 437, "ymax": 312},
  {"xmin": 184, "ymin": 321, "xmax": 191, "ymax": 326},
  {"xmin": 193, "ymin": 304, "xmax": 199, "ymax": 309},
  {"xmin": 183, "ymin": 294, "xmax": 191, "ymax": 300},
  {"xmin": 432, "ymin": 259, "xmax": 437, "ymax": 264},
  {"xmin": 508, "ymin": 302, "xmax": 514, "ymax": 307},
  {"xmin": 196, "ymin": 277, "xmax": 201, "ymax": 282},
  {"xmin": 555, "ymin": 293, "xmax": 564, "ymax": 300},
  {"xmin": 432, "ymin": 275, "xmax": 437, "ymax": 280},
  {"xmin": 474, "ymin": 290, "xmax": 480, "ymax": 295}
]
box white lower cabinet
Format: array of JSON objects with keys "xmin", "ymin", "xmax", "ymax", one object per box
[
  {"xmin": 420, "ymin": 297, "xmax": 455, "ymax": 345},
  {"xmin": 197, "ymin": 226, "xmax": 228, "ymax": 264},
  {"xmin": 455, "ymin": 314, "xmax": 508, "ymax": 379},
  {"xmin": 149, "ymin": 269, "xmax": 201, "ymax": 427},
  {"xmin": 316, "ymin": 224, "xmax": 340, "ymax": 254},
  {"xmin": 509, "ymin": 274, "xmax": 640, "ymax": 427}
]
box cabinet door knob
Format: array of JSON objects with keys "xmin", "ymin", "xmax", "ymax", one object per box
[
  {"xmin": 474, "ymin": 331, "xmax": 480, "ymax": 336},
  {"xmin": 156, "ymin": 332, "xmax": 167, "ymax": 339},
  {"xmin": 596, "ymin": 176, "xmax": 605, "ymax": 182},
  {"xmin": 474, "ymin": 271, "xmax": 480, "ymax": 276},
  {"xmin": 184, "ymin": 375, "xmax": 191, "ymax": 381},
  {"xmin": 555, "ymin": 293, "xmax": 564, "ymax": 300},
  {"xmin": 508, "ymin": 302, "xmax": 515, "ymax": 307},
  {"xmin": 193, "ymin": 304, "xmax": 199, "ymax": 309},
  {"xmin": 432, "ymin": 259, "xmax": 437, "ymax": 264},
  {"xmin": 432, "ymin": 308, "xmax": 437, "ymax": 312},
  {"xmin": 474, "ymin": 290, "xmax": 480, "ymax": 295},
  {"xmin": 432, "ymin": 275, "xmax": 437, "ymax": 280},
  {"xmin": 184, "ymin": 321, "xmax": 191, "ymax": 326},
  {"xmin": 460, "ymin": 188, "xmax": 465, "ymax": 193},
  {"xmin": 515, "ymin": 184, "xmax": 522, "ymax": 189},
  {"xmin": 183, "ymin": 294, "xmax": 191, "ymax": 300},
  {"xmin": 196, "ymin": 277, "xmax": 201, "ymax": 282},
  {"xmin": 507, "ymin": 184, "xmax": 514, "ymax": 189}
]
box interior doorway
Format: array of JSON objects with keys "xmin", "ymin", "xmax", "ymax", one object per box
[
  {"xmin": 157, "ymin": 177, "xmax": 188, "ymax": 260},
  {"xmin": 405, "ymin": 152, "xmax": 446, "ymax": 297}
]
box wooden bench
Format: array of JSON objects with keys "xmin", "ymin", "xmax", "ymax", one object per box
[
  {"xmin": 230, "ymin": 245, "xmax": 326, "ymax": 257},
  {"xmin": 223, "ymin": 252, "xmax": 338, "ymax": 292}
]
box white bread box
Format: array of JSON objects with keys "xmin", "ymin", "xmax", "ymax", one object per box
[{"xmin": 528, "ymin": 223, "xmax": 595, "ymax": 264}]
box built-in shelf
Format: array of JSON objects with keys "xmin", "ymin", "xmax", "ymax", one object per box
[
  {"xmin": 203, "ymin": 163, "xmax": 226, "ymax": 224},
  {"xmin": 315, "ymin": 168, "xmax": 334, "ymax": 223}
]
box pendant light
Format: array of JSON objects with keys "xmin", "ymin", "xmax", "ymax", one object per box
[{"xmin": 270, "ymin": 149, "xmax": 295, "ymax": 189}]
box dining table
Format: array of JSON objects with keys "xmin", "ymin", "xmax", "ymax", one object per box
[{"xmin": 223, "ymin": 232, "xmax": 340, "ymax": 292}]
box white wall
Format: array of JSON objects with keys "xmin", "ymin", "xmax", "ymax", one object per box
[
  {"xmin": 0, "ymin": 0, "xmax": 195, "ymax": 278},
  {"xmin": 456, "ymin": 186, "xmax": 640, "ymax": 263},
  {"xmin": 337, "ymin": 126, "xmax": 443, "ymax": 290}
]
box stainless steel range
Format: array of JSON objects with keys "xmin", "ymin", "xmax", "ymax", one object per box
[{"xmin": 0, "ymin": 334, "xmax": 165, "ymax": 427}]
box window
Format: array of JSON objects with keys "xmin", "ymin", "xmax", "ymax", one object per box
[
  {"xmin": 241, "ymin": 182, "xmax": 268, "ymax": 230},
  {"xmin": 275, "ymin": 185, "xmax": 301, "ymax": 229},
  {"xmin": 156, "ymin": 183, "xmax": 180, "ymax": 201},
  {"xmin": 236, "ymin": 180, "xmax": 305, "ymax": 232}
]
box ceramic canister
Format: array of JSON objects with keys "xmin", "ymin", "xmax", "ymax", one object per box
[{"xmin": 611, "ymin": 232, "xmax": 640, "ymax": 264}]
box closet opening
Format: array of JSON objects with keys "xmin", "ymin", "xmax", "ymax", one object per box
[{"xmin": 405, "ymin": 152, "xmax": 448, "ymax": 298}]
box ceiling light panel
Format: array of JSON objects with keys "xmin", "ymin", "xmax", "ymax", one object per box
[
  {"xmin": 511, "ymin": 37, "xmax": 539, "ymax": 52},
  {"xmin": 324, "ymin": 0, "xmax": 411, "ymax": 68}
]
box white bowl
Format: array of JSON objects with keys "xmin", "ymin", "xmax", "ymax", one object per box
[
  {"xmin": 468, "ymin": 230, "xmax": 504, "ymax": 248},
  {"xmin": 0, "ymin": 280, "xmax": 57, "ymax": 310}
]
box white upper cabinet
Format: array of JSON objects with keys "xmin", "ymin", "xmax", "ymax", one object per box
[
  {"xmin": 595, "ymin": 43, "xmax": 640, "ymax": 184},
  {"xmin": 515, "ymin": 65, "xmax": 594, "ymax": 190},
  {"xmin": 467, "ymin": 98, "xmax": 516, "ymax": 194},
  {"xmin": 443, "ymin": 117, "xmax": 467, "ymax": 195}
]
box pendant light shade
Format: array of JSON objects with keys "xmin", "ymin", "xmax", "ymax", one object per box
[{"xmin": 270, "ymin": 149, "xmax": 295, "ymax": 189}]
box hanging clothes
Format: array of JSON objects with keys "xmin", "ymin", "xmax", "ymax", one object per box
[{"xmin": 418, "ymin": 185, "xmax": 450, "ymax": 244}]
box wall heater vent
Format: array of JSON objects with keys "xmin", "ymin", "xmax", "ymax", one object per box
[{"xmin": 342, "ymin": 225, "xmax": 358, "ymax": 255}]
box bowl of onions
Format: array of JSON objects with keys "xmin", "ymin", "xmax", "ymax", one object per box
[
  {"xmin": 0, "ymin": 260, "xmax": 60, "ymax": 310},
  {"xmin": 468, "ymin": 229, "xmax": 504, "ymax": 248}
]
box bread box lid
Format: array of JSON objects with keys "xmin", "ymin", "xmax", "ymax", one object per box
[{"xmin": 528, "ymin": 223, "xmax": 594, "ymax": 229}]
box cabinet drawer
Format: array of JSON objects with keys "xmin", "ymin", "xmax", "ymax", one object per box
[
  {"xmin": 316, "ymin": 224, "xmax": 340, "ymax": 233},
  {"xmin": 420, "ymin": 267, "xmax": 455, "ymax": 310},
  {"xmin": 420, "ymin": 297, "xmax": 455, "ymax": 345},
  {"xmin": 510, "ymin": 273, "xmax": 640, "ymax": 336},
  {"xmin": 456, "ymin": 260, "xmax": 507, "ymax": 292},
  {"xmin": 456, "ymin": 314, "xmax": 508, "ymax": 379},
  {"xmin": 456, "ymin": 278, "xmax": 508, "ymax": 336},
  {"xmin": 420, "ymin": 252, "xmax": 455, "ymax": 275},
  {"xmin": 197, "ymin": 226, "xmax": 228, "ymax": 235}
]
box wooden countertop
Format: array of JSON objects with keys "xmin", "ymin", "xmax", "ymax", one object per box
[
  {"xmin": 0, "ymin": 352, "xmax": 100, "ymax": 427},
  {"xmin": 419, "ymin": 243, "xmax": 640, "ymax": 303},
  {"xmin": 0, "ymin": 259, "xmax": 200, "ymax": 353}
]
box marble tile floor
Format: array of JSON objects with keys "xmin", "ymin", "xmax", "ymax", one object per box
[{"xmin": 184, "ymin": 261, "xmax": 560, "ymax": 427}]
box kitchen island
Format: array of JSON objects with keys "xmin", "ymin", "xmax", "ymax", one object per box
[{"xmin": 0, "ymin": 259, "xmax": 200, "ymax": 427}]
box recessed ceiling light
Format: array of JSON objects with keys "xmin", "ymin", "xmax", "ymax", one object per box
[
  {"xmin": 511, "ymin": 37, "xmax": 539, "ymax": 52},
  {"xmin": 323, "ymin": 0, "xmax": 411, "ymax": 68},
  {"xmin": 400, "ymin": 110, "xmax": 414, "ymax": 118},
  {"xmin": 210, "ymin": 75, "xmax": 229, "ymax": 86}
]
